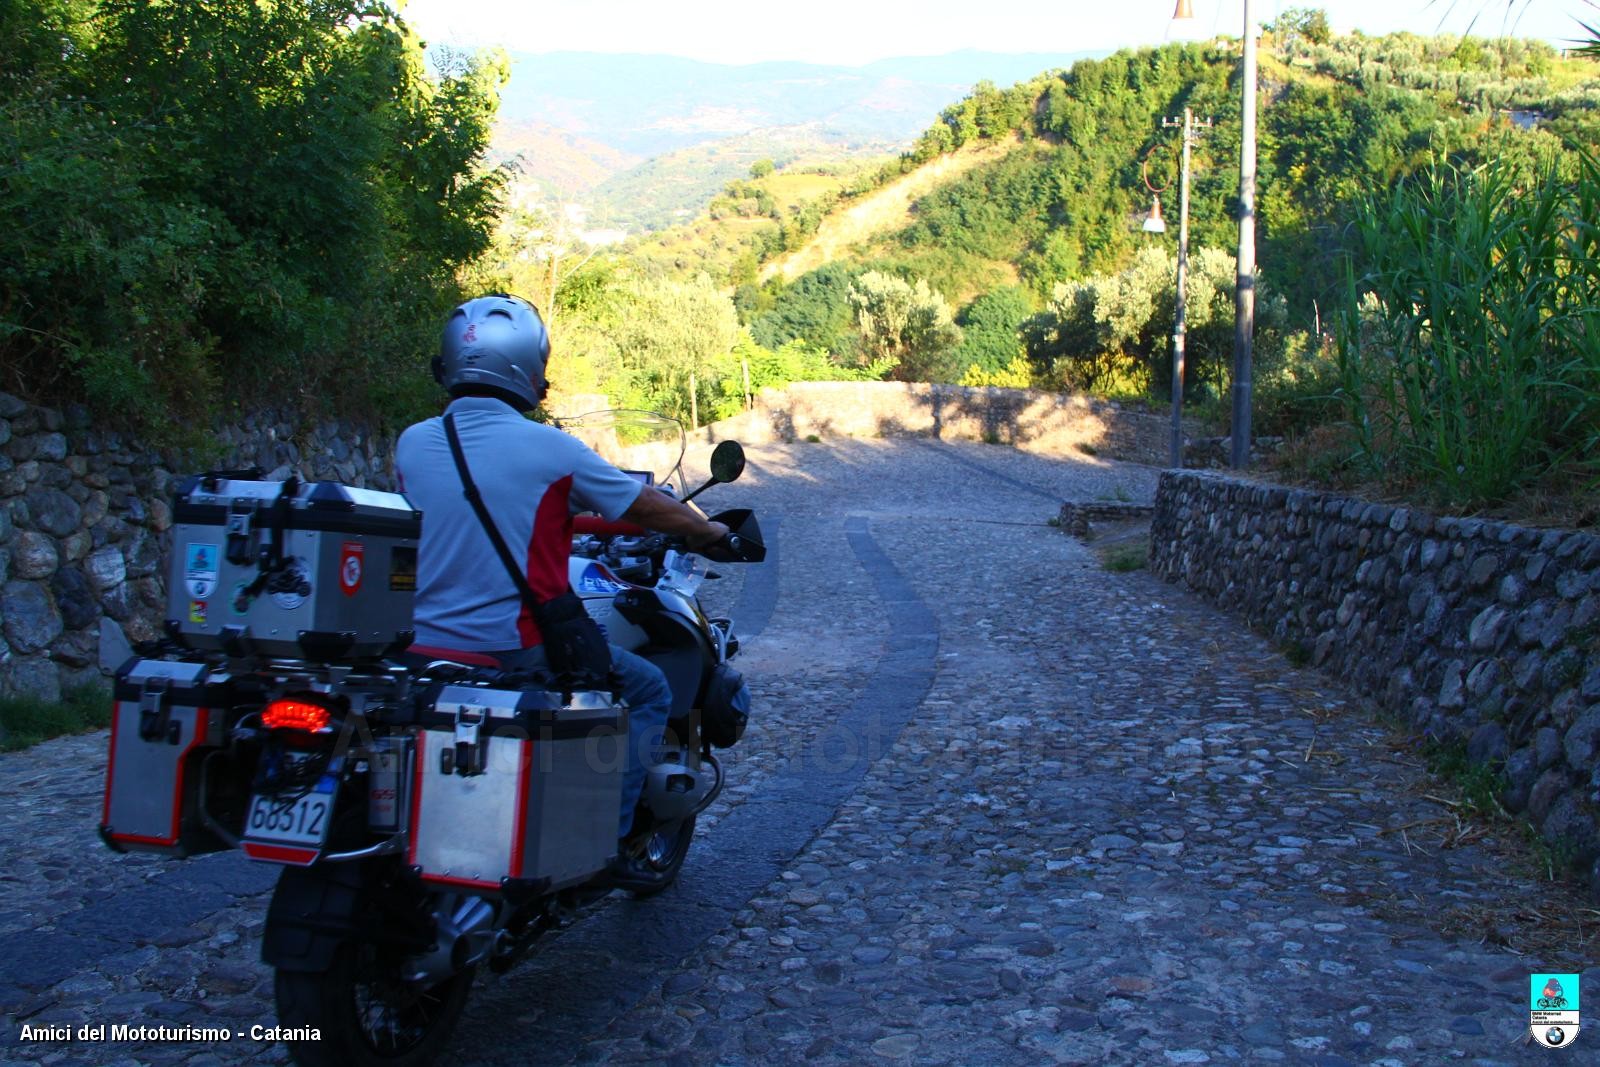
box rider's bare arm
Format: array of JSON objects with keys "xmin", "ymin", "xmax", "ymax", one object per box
[{"xmin": 620, "ymin": 487, "xmax": 728, "ymax": 549}]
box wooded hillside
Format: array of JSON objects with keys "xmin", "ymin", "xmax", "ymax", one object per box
[{"xmin": 760, "ymin": 27, "xmax": 1600, "ymax": 319}]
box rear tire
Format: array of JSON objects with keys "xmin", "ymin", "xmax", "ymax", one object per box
[{"xmin": 274, "ymin": 943, "xmax": 474, "ymax": 1067}]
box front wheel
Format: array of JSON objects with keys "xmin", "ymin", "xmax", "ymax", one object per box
[{"xmin": 274, "ymin": 943, "xmax": 474, "ymax": 1067}]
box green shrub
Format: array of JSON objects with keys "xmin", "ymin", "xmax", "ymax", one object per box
[
  {"xmin": 1252, "ymin": 330, "xmax": 1344, "ymax": 437},
  {"xmin": 846, "ymin": 272, "xmax": 964, "ymax": 383},
  {"xmin": 750, "ymin": 264, "xmax": 859, "ymax": 354},
  {"xmin": 960, "ymin": 357, "xmax": 1033, "ymax": 389},
  {"xmin": 954, "ymin": 286, "xmax": 1034, "ymax": 377},
  {"xmin": 1335, "ymin": 153, "xmax": 1600, "ymax": 504}
]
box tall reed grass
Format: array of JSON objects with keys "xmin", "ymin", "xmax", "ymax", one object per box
[{"xmin": 1335, "ymin": 151, "xmax": 1600, "ymax": 506}]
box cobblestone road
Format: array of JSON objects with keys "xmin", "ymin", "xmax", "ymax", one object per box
[{"xmin": 1, "ymin": 439, "xmax": 1595, "ymax": 1066}]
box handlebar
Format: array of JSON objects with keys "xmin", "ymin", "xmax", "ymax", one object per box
[
  {"xmin": 696, "ymin": 531, "xmax": 764, "ymax": 564},
  {"xmin": 572, "ymin": 509, "xmax": 764, "ymax": 570},
  {"xmin": 573, "ymin": 516, "xmax": 648, "ymax": 537}
]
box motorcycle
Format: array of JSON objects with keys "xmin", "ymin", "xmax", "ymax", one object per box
[{"xmin": 98, "ymin": 411, "xmax": 765, "ymax": 1066}]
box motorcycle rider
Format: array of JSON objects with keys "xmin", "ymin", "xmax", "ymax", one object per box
[{"xmin": 395, "ymin": 293, "xmax": 728, "ymax": 883}]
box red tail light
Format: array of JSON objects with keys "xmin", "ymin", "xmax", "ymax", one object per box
[{"xmin": 262, "ymin": 699, "xmax": 332, "ymax": 733}]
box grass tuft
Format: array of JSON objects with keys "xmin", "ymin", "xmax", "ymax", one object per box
[
  {"xmin": 1281, "ymin": 639, "xmax": 1312, "ymax": 667},
  {"xmin": 0, "ymin": 685, "xmax": 113, "ymax": 752},
  {"xmin": 1101, "ymin": 537, "xmax": 1149, "ymax": 573},
  {"xmin": 1421, "ymin": 738, "xmax": 1502, "ymax": 819}
]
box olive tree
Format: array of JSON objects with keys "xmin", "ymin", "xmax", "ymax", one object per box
[
  {"xmin": 846, "ymin": 272, "xmax": 963, "ymax": 383},
  {"xmin": 604, "ymin": 274, "xmax": 741, "ymax": 424}
]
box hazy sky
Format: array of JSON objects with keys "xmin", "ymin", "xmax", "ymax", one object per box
[{"xmin": 398, "ymin": 1, "xmax": 1594, "ymax": 65}]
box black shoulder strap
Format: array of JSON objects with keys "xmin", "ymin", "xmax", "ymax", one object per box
[{"xmin": 442, "ymin": 412, "xmax": 546, "ymax": 612}]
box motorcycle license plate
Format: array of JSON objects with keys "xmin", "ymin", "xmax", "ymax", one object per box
[
  {"xmin": 244, "ymin": 755, "xmax": 335, "ymax": 851},
  {"xmin": 245, "ymin": 792, "xmax": 332, "ymax": 848}
]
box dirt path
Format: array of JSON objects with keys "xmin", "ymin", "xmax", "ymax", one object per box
[{"xmin": 759, "ymin": 135, "xmax": 1024, "ymax": 284}]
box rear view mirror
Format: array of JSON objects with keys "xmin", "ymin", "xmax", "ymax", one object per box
[
  {"xmin": 681, "ymin": 441, "xmax": 748, "ymax": 505},
  {"xmin": 709, "ymin": 441, "xmax": 745, "ymax": 485}
]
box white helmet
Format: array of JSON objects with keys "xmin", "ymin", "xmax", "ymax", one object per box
[{"xmin": 433, "ymin": 294, "xmax": 550, "ymax": 412}]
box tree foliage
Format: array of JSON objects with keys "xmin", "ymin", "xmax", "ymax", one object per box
[
  {"xmin": 516, "ymin": 24, "xmax": 1600, "ymax": 429},
  {"xmin": 748, "ymin": 264, "xmax": 860, "ymax": 356},
  {"xmin": 1022, "ymin": 245, "xmax": 1285, "ymax": 394},
  {"xmin": 831, "ymin": 32, "xmax": 1600, "ymax": 330},
  {"xmin": 465, "ymin": 203, "xmax": 618, "ymax": 338},
  {"xmin": 600, "ymin": 274, "xmax": 741, "ymax": 425},
  {"xmin": 0, "ymin": 0, "xmax": 506, "ymax": 437},
  {"xmin": 1270, "ymin": 7, "xmax": 1332, "ymax": 48},
  {"xmin": 846, "ymin": 272, "xmax": 963, "ymax": 383},
  {"xmin": 705, "ymin": 334, "xmax": 886, "ymax": 422},
  {"xmin": 898, "ymin": 77, "xmax": 1051, "ymax": 167},
  {"xmin": 953, "ymin": 286, "xmax": 1033, "ymax": 377}
]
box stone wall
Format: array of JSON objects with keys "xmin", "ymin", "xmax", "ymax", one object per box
[
  {"xmin": 1055, "ymin": 501, "xmax": 1155, "ymax": 540},
  {"xmin": 0, "ymin": 393, "xmax": 400, "ymax": 703},
  {"xmin": 694, "ymin": 381, "xmax": 1171, "ymax": 465},
  {"xmin": 1151, "ymin": 470, "xmax": 1600, "ymax": 891}
]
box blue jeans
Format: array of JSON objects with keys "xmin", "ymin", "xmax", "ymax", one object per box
[{"xmin": 492, "ymin": 644, "xmax": 672, "ymax": 838}]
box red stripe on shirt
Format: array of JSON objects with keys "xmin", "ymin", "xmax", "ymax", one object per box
[{"xmin": 517, "ymin": 474, "xmax": 574, "ymax": 647}]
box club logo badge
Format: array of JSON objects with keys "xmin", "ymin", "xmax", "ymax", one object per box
[
  {"xmin": 339, "ymin": 541, "xmax": 364, "ymax": 596},
  {"xmin": 1531, "ymin": 973, "xmax": 1580, "ymax": 1048}
]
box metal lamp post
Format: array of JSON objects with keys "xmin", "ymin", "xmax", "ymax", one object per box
[
  {"xmin": 1172, "ymin": 0, "xmax": 1257, "ymax": 469},
  {"xmin": 1155, "ymin": 109, "xmax": 1211, "ymax": 468}
]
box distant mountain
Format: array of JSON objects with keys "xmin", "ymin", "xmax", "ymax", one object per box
[
  {"xmin": 495, "ymin": 49, "xmax": 1104, "ymax": 159},
  {"xmin": 490, "ymin": 123, "xmax": 640, "ymax": 200}
]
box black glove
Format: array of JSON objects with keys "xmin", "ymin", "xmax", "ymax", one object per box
[{"xmin": 534, "ymin": 591, "xmax": 612, "ymax": 683}]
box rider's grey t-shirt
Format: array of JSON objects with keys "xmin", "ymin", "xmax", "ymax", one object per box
[{"xmin": 395, "ymin": 397, "xmax": 643, "ymax": 651}]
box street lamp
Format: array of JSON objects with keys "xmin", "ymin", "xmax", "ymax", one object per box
[
  {"xmin": 1172, "ymin": 0, "xmax": 1257, "ymax": 470},
  {"xmin": 1149, "ymin": 110, "xmax": 1211, "ymax": 469},
  {"xmin": 1143, "ymin": 196, "xmax": 1167, "ymax": 234}
]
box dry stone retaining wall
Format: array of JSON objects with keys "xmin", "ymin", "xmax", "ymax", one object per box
[
  {"xmin": 1151, "ymin": 470, "xmax": 1600, "ymax": 892},
  {"xmin": 696, "ymin": 381, "xmax": 1170, "ymax": 465},
  {"xmin": 1055, "ymin": 501, "xmax": 1155, "ymax": 540},
  {"xmin": 0, "ymin": 393, "xmax": 399, "ymax": 704}
]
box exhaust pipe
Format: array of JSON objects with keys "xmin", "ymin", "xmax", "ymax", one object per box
[
  {"xmin": 642, "ymin": 753, "xmax": 723, "ymax": 822},
  {"xmin": 408, "ymin": 896, "xmax": 498, "ymax": 984},
  {"xmin": 448, "ymin": 898, "xmax": 497, "ymax": 970}
]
